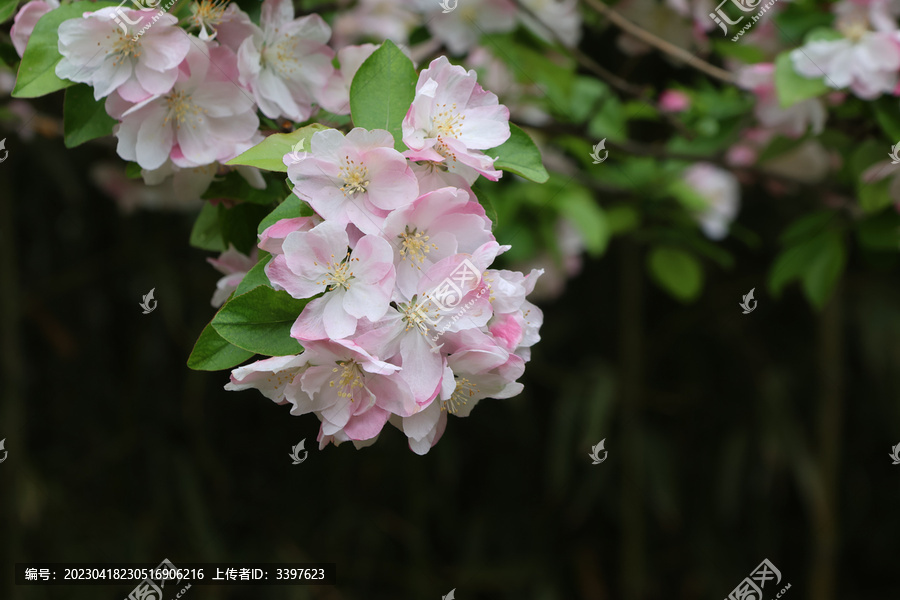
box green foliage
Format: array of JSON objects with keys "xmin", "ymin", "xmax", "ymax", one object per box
[
  {"xmin": 13, "ymin": 2, "xmax": 117, "ymax": 98},
  {"xmin": 187, "ymin": 322, "xmax": 255, "ymax": 371},
  {"xmin": 202, "ymin": 171, "xmax": 286, "ymax": 206},
  {"xmin": 647, "ymin": 246, "xmax": 704, "ymax": 302},
  {"xmin": 773, "ymin": 51, "xmax": 829, "ymax": 108},
  {"xmin": 770, "ymin": 217, "xmax": 846, "ymax": 310},
  {"xmin": 189, "ymin": 202, "xmax": 273, "ymax": 255},
  {"xmin": 226, "ymin": 124, "xmax": 329, "ymax": 172},
  {"xmin": 257, "ymin": 195, "xmax": 314, "ymax": 235},
  {"xmin": 233, "ymin": 251, "xmax": 273, "ymax": 296},
  {"xmin": 488, "ymin": 124, "xmax": 550, "ymax": 183},
  {"xmin": 63, "ymin": 83, "xmax": 117, "ymax": 148},
  {"xmin": 211, "ymin": 286, "xmax": 308, "ymax": 357},
  {"xmin": 0, "ymin": 0, "xmax": 19, "ymax": 25},
  {"xmin": 349, "ymin": 40, "xmax": 417, "ymax": 151}
]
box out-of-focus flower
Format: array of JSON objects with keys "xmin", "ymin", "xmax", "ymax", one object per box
[
  {"xmin": 736, "ymin": 63, "xmax": 826, "ymax": 137},
  {"xmin": 518, "ymin": 0, "xmax": 583, "ymax": 46},
  {"xmin": 317, "ymin": 44, "xmax": 379, "ymax": 115},
  {"xmin": 417, "ymin": 0, "xmax": 517, "ymax": 55},
  {"xmin": 682, "ymin": 162, "xmax": 741, "ymax": 240},
  {"xmin": 56, "ymin": 7, "xmax": 190, "ymax": 102},
  {"xmin": 207, "ymin": 245, "xmax": 258, "ymax": 307},
  {"xmin": 658, "ymin": 89, "xmax": 691, "ymax": 112},
  {"xmin": 790, "ymin": 0, "xmax": 900, "ymax": 99},
  {"xmin": 332, "ymin": 0, "xmax": 418, "ymax": 47},
  {"xmin": 11, "ymin": 0, "xmax": 59, "ymax": 57},
  {"xmin": 235, "ymin": 0, "xmax": 334, "ymax": 122}
]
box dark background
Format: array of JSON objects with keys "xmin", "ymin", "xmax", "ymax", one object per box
[{"xmin": 2, "ymin": 120, "xmax": 900, "ymax": 600}]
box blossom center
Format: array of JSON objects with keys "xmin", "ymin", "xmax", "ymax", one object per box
[
  {"xmin": 398, "ymin": 226, "xmax": 437, "ymax": 264},
  {"xmin": 444, "ymin": 376, "xmax": 478, "ymax": 413},
  {"xmin": 163, "ymin": 90, "xmax": 207, "ymax": 128},
  {"xmin": 189, "ymin": 0, "xmax": 229, "ymax": 34},
  {"xmin": 262, "ymin": 37, "xmax": 303, "ymax": 78},
  {"xmin": 329, "ymin": 360, "xmax": 364, "ymax": 400},
  {"xmin": 838, "ymin": 15, "xmax": 869, "ymax": 42},
  {"xmin": 110, "ymin": 32, "xmax": 140, "ymax": 66},
  {"xmin": 432, "ymin": 102, "xmax": 463, "ymax": 138},
  {"xmin": 317, "ymin": 252, "xmax": 358, "ymax": 291},
  {"xmin": 338, "ymin": 157, "xmax": 370, "ymax": 196},
  {"xmin": 398, "ymin": 298, "xmax": 433, "ymax": 333}
]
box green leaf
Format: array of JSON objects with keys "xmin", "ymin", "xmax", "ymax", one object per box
[
  {"xmin": 233, "ymin": 251, "xmax": 272, "ymax": 296},
  {"xmin": 226, "ymin": 124, "xmax": 328, "ymax": 172},
  {"xmin": 801, "ymin": 231, "xmax": 845, "ymax": 309},
  {"xmin": 187, "ymin": 322, "xmax": 255, "ymax": 371},
  {"xmin": 202, "ymin": 170, "xmax": 284, "ymax": 205},
  {"xmin": 190, "ymin": 203, "xmax": 227, "ymax": 252},
  {"xmin": 349, "ymin": 40, "xmax": 417, "ymax": 151},
  {"xmin": 769, "ymin": 229, "xmax": 845, "ymax": 309},
  {"xmin": 13, "ymin": 2, "xmax": 117, "ymax": 98},
  {"xmin": 257, "ymin": 195, "xmax": 313, "ymax": 235},
  {"xmin": 856, "ymin": 211, "xmax": 900, "ymax": 251},
  {"xmin": 63, "ymin": 83, "xmax": 116, "ymax": 147},
  {"xmin": 773, "ymin": 51, "xmax": 829, "ymax": 109},
  {"xmin": 872, "ymin": 97, "xmax": 900, "ymax": 142},
  {"xmin": 487, "ymin": 123, "xmax": 549, "ymax": 183},
  {"xmin": 779, "ymin": 211, "xmax": 836, "ymax": 245},
  {"xmin": 859, "ymin": 175, "xmax": 893, "ymax": 214},
  {"xmin": 606, "ymin": 205, "xmax": 641, "ymax": 236},
  {"xmin": 471, "ymin": 182, "xmax": 499, "ymax": 230},
  {"xmin": 211, "ymin": 286, "xmax": 308, "ymax": 357},
  {"xmin": 0, "ymin": 0, "xmax": 19, "ymax": 25},
  {"xmin": 804, "ymin": 27, "xmax": 842, "ymax": 43},
  {"xmin": 220, "ymin": 203, "xmax": 273, "ymax": 254},
  {"xmin": 557, "ymin": 191, "xmax": 608, "ymax": 256},
  {"xmin": 647, "ymin": 246, "xmax": 703, "ymax": 302}
]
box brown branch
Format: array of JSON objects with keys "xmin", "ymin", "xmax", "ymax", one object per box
[{"xmin": 580, "ymin": 0, "xmax": 736, "ymax": 85}]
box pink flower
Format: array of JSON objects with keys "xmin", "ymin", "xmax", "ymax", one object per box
[
  {"xmin": 518, "ymin": 0, "xmax": 583, "ymax": 47},
  {"xmin": 56, "ymin": 7, "xmax": 190, "ymax": 102},
  {"xmin": 207, "ymin": 245, "xmax": 258, "ymax": 307},
  {"xmin": 258, "ymin": 215, "xmax": 319, "ymax": 255},
  {"xmin": 225, "ymin": 353, "xmax": 310, "ymax": 405},
  {"xmin": 736, "ymin": 63, "xmax": 826, "ymax": 137},
  {"xmin": 402, "ymin": 56, "xmax": 511, "ymax": 183},
  {"xmin": 658, "ymin": 89, "xmax": 691, "ymax": 112},
  {"xmin": 265, "ymin": 220, "xmax": 396, "ymax": 341},
  {"xmin": 296, "ymin": 339, "xmax": 416, "ymax": 440},
  {"xmin": 332, "ymin": 0, "xmax": 418, "ymax": 47},
  {"xmin": 287, "ymin": 128, "xmax": 419, "ymax": 235},
  {"xmin": 317, "ymin": 44, "xmax": 379, "ymax": 115},
  {"xmin": 11, "ymin": 0, "xmax": 59, "ymax": 58},
  {"xmin": 107, "ymin": 42, "xmax": 259, "ymax": 170},
  {"xmin": 419, "ymin": 0, "xmax": 517, "ymax": 55},
  {"xmin": 381, "ymin": 186, "xmax": 494, "ymax": 299},
  {"xmin": 790, "ymin": 3, "xmax": 900, "ymax": 100},
  {"xmin": 682, "ymin": 163, "xmax": 741, "ymax": 240},
  {"xmin": 235, "ymin": 0, "xmax": 334, "ymax": 122}
]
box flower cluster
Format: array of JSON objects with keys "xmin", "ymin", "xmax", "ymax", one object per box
[{"xmin": 225, "ymin": 57, "xmax": 543, "ymax": 454}]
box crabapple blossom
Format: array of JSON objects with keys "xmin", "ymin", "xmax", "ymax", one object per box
[
  {"xmin": 658, "ymin": 89, "xmax": 691, "ymax": 113},
  {"xmin": 293, "ymin": 339, "xmax": 416, "ymax": 439},
  {"xmin": 317, "ymin": 44, "xmax": 379, "ymax": 115},
  {"xmin": 11, "ymin": 0, "xmax": 59, "ymax": 57},
  {"xmin": 258, "ymin": 215, "xmax": 319, "ymax": 255},
  {"xmin": 208, "ymin": 245, "xmax": 258, "ymax": 307},
  {"xmin": 416, "ymin": 0, "xmax": 517, "ymax": 55},
  {"xmin": 225, "ymin": 353, "xmax": 310, "ymax": 405},
  {"xmin": 790, "ymin": 0, "xmax": 900, "ymax": 99},
  {"xmin": 382, "ymin": 186, "xmax": 494, "ymax": 298},
  {"xmin": 682, "ymin": 163, "xmax": 741, "ymax": 240},
  {"xmin": 332, "ymin": 0, "xmax": 418, "ymax": 47},
  {"xmin": 287, "ymin": 128, "xmax": 419, "ymax": 235},
  {"xmin": 403, "ymin": 56, "xmax": 511, "ymax": 183},
  {"xmin": 518, "ymin": 0, "xmax": 583, "ymax": 46},
  {"xmin": 265, "ymin": 220, "xmax": 396, "ymax": 341},
  {"xmin": 56, "ymin": 7, "xmax": 190, "ymax": 102},
  {"xmin": 235, "ymin": 0, "xmax": 335, "ymax": 122},
  {"xmin": 106, "ymin": 42, "xmax": 259, "ymax": 170},
  {"xmin": 736, "ymin": 63, "xmax": 826, "ymax": 137}
]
